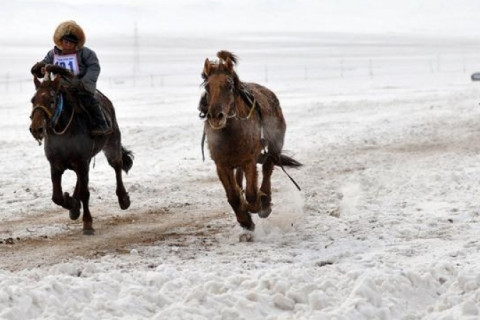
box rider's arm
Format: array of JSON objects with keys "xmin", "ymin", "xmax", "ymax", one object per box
[{"xmin": 78, "ymin": 47, "xmax": 100, "ymax": 94}]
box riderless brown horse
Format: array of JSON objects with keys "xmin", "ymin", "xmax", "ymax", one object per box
[
  {"xmin": 200, "ymin": 50, "xmax": 301, "ymax": 234},
  {"xmin": 29, "ymin": 65, "xmax": 133, "ymax": 234}
]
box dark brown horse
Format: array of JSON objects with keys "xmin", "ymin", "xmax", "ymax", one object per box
[
  {"xmin": 29, "ymin": 65, "xmax": 133, "ymax": 235},
  {"xmin": 200, "ymin": 50, "xmax": 301, "ymax": 235}
]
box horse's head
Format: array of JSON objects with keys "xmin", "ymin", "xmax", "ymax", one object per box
[
  {"xmin": 202, "ymin": 51, "xmax": 240, "ymax": 130},
  {"xmin": 29, "ymin": 74, "xmax": 61, "ymax": 143}
]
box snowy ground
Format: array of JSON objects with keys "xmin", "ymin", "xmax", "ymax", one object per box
[{"xmin": 2, "ymin": 33, "xmax": 480, "ymax": 319}]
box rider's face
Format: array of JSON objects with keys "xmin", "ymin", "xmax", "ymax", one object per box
[{"xmin": 61, "ymin": 39, "xmax": 76, "ymax": 52}]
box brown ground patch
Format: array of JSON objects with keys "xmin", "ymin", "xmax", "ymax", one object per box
[{"xmin": 0, "ymin": 207, "xmax": 226, "ymax": 271}]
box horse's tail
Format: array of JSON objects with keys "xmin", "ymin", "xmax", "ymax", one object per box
[
  {"xmin": 276, "ymin": 154, "xmax": 302, "ymax": 168},
  {"xmin": 258, "ymin": 151, "xmax": 302, "ymax": 191},
  {"xmin": 259, "ymin": 151, "xmax": 302, "ymax": 168},
  {"xmin": 121, "ymin": 146, "xmax": 134, "ymax": 173}
]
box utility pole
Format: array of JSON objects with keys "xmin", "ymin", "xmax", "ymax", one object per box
[{"xmin": 133, "ymin": 22, "xmax": 140, "ymax": 86}]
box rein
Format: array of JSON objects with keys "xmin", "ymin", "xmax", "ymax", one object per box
[
  {"xmin": 52, "ymin": 101, "xmax": 75, "ymax": 135},
  {"xmin": 31, "ymin": 105, "xmax": 53, "ymax": 119},
  {"xmin": 236, "ymin": 96, "xmax": 257, "ymax": 121}
]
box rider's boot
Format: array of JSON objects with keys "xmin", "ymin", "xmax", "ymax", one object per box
[{"xmin": 87, "ymin": 96, "xmax": 112, "ymax": 136}]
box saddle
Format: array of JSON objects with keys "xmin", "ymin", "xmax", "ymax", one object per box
[
  {"xmin": 94, "ymin": 90, "xmax": 114, "ymax": 127},
  {"xmin": 60, "ymin": 86, "xmax": 113, "ymax": 133}
]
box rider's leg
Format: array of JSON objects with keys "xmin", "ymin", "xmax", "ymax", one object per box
[{"xmin": 78, "ymin": 92, "xmax": 112, "ymax": 136}]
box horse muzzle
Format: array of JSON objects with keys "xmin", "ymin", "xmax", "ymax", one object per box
[
  {"xmin": 29, "ymin": 121, "xmax": 46, "ymax": 145},
  {"xmin": 207, "ymin": 111, "xmax": 228, "ymax": 130}
]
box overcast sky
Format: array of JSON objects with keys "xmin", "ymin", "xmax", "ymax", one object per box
[{"xmin": 2, "ymin": 0, "xmax": 480, "ymax": 41}]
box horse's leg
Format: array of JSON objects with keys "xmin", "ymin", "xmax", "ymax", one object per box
[
  {"xmin": 258, "ymin": 119, "xmax": 285, "ymax": 218},
  {"xmin": 51, "ymin": 166, "xmax": 65, "ymax": 206},
  {"xmin": 216, "ymin": 164, "xmax": 254, "ymax": 230},
  {"xmin": 258, "ymin": 157, "xmax": 275, "ymax": 218},
  {"xmin": 114, "ymin": 163, "xmax": 130, "ymax": 210},
  {"xmin": 104, "ymin": 138, "xmax": 130, "ymax": 210},
  {"xmin": 75, "ymin": 162, "xmax": 94, "ymax": 235},
  {"xmin": 235, "ymin": 168, "xmax": 243, "ymax": 189},
  {"xmin": 67, "ymin": 179, "xmax": 82, "ymax": 220},
  {"xmin": 51, "ymin": 165, "xmax": 81, "ymax": 216},
  {"xmin": 244, "ymin": 161, "xmax": 261, "ymax": 214}
]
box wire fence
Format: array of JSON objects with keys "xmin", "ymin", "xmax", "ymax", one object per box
[{"xmin": 2, "ymin": 54, "xmax": 478, "ymax": 94}]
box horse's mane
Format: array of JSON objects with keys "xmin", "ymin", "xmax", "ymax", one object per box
[
  {"xmin": 60, "ymin": 86, "xmax": 79, "ymax": 111},
  {"xmin": 217, "ymin": 50, "xmax": 238, "ymax": 65}
]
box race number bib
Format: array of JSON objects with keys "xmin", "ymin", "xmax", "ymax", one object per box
[{"xmin": 53, "ymin": 54, "xmax": 80, "ymax": 75}]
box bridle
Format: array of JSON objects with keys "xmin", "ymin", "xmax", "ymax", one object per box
[
  {"xmin": 31, "ymin": 104, "xmax": 53, "ymax": 120},
  {"xmin": 31, "ymin": 87, "xmax": 74, "ymax": 135}
]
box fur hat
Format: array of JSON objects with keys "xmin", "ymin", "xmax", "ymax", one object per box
[{"xmin": 53, "ymin": 20, "xmax": 86, "ymax": 50}]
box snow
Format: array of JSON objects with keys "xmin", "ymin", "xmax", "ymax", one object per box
[{"xmin": 2, "ymin": 1, "xmax": 480, "ymax": 319}]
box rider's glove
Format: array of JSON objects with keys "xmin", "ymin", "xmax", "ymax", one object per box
[{"xmin": 31, "ymin": 61, "xmax": 46, "ymax": 78}]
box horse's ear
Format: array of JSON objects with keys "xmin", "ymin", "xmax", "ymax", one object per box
[
  {"xmin": 34, "ymin": 76, "xmax": 41, "ymax": 89},
  {"xmin": 203, "ymin": 58, "xmax": 211, "ymax": 78}
]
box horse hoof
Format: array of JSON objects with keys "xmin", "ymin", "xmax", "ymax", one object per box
[
  {"xmin": 239, "ymin": 232, "xmax": 254, "ymax": 242},
  {"xmin": 119, "ymin": 194, "xmax": 130, "ymax": 210},
  {"xmin": 83, "ymin": 229, "xmax": 95, "ymax": 236},
  {"xmin": 69, "ymin": 208, "xmax": 80, "ymax": 220},
  {"xmin": 258, "ymin": 206, "xmax": 272, "ymax": 218},
  {"xmin": 68, "ymin": 198, "xmax": 81, "ymax": 220},
  {"xmin": 259, "ymin": 194, "xmax": 272, "ymax": 218}
]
